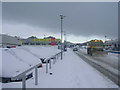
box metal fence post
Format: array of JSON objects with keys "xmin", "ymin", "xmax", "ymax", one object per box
[
  {"xmin": 53, "ymin": 57, "xmax": 56, "ymax": 64},
  {"xmin": 56, "ymin": 54, "xmax": 58, "ymax": 59},
  {"xmin": 55, "ymin": 56, "xmax": 56, "ymax": 63},
  {"xmin": 58, "ymin": 53, "xmax": 60, "ymax": 59},
  {"xmin": 35, "ymin": 66, "xmax": 38, "ymax": 85},
  {"xmin": 55, "ymin": 56, "xmax": 57, "ymax": 63},
  {"xmin": 22, "ymin": 73, "xmax": 26, "ymax": 90},
  {"xmin": 49, "ymin": 60, "xmax": 52, "ymax": 69},
  {"xmin": 46, "ymin": 60, "xmax": 48, "ymax": 73}
]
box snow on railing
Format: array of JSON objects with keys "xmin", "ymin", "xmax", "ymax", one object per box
[{"xmin": 9, "ymin": 51, "xmax": 62, "ymax": 90}]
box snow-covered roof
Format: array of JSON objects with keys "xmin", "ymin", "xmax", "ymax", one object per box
[
  {"xmin": 1, "ymin": 46, "xmax": 60, "ymax": 78},
  {"xmin": 23, "ymin": 46, "xmax": 60, "ymax": 58},
  {"xmin": 1, "ymin": 47, "xmax": 41, "ymax": 77}
]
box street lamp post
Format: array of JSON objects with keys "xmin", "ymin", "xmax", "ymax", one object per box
[
  {"xmin": 64, "ymin": 31, "xmax": 67, "ymax": 52},
  {"xmin": 44, "ymin": 34, "xmax": 46, "ymax": 45},
  {"xmin": 105, "ymin": 36, "xmax": 107, "ymax": 43},
  {"xmin": 104, "ymin": 36, "xmax": 107, "ymax": 49},
  {"xmin": 60, "ymin": 15, "xmax": 66, "ymax": 60}
]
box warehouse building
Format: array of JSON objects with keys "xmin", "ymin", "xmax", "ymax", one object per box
[
  {"xmin": 0, "ymin": 34, "xmax": 22, "ymax": 48},
  {"xmin": 104, "ymin": 39, "xmax": 120, "ymax": 51},
  {"xmin": 22, "ymin": 36, "xmax": 61, "ymax": 45}
]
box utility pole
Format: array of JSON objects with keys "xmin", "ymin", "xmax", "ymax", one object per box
[
  {"xmin": 60, "ymin": 15, "xmax": 66, "ymax": 60},
  {"xmin": 44, "ymin": 34, "xmax": 46, "ymax": 45},
  {"xmin": 64, "ymin": 31, "xmax": 66, "ymax": 41},
  {"xmin": 105, "ymin": 36, "xmax": 107, "ymax": 43},
  {"xmin": 64, "ymin": 31, "xmax": 67, "ymax": 52},
  {"xmin": 105, "ymin": 36, "xmax": 107, "ymax": 49}
]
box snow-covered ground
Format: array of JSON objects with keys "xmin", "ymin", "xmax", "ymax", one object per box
[{"xmin": 2, "ymin": 48, "xmax": 118, "ymax": 88}]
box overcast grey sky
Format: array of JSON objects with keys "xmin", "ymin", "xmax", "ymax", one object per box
[{"xmin": 2, "ymin": 2, "xmax": 118, "ymax": 43}]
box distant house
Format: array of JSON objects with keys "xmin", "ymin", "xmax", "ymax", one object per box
[{"xmin": 0, "ymin": 34, "xmax": 22, "ymax": 48}]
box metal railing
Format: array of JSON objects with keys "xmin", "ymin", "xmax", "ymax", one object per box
[
  {"xmin": 8, "ymin": 51, "xmax": 62, "ymax": 90},
  {"xmin": 45, "ymin": 52, "xmax": 61, "ymax": 73}
]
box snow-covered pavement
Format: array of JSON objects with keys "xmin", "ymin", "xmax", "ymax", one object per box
[{"xmin": 2, "ymin": 48, "xmax": 118, "ymax": 88}]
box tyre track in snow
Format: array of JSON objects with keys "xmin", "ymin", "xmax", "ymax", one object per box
[{"xmin": 74, "ymin": 50, "xmax": 119, "ymax": 86}]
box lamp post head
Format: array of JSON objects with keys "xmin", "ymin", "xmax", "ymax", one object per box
[{"xmin": 60, "ymin": 15, "xmax": 66, "ymax": 19}]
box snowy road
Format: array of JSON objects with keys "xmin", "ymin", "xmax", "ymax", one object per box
[
  {"xmin": 2, "ymin": 48, "xmax": 118, "ymax": 88},
  {"xmin": 79, "ymin": 48, "xmax": 118, "ymax": 70},
  {"xmin": 76, "ymin": 48, "xmax": 119, "ymax": 86}
]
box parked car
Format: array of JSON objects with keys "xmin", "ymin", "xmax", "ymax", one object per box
[
  {"xmin": 2, "ymin": 72, "xmax": 33, "ymax": 83},
  {"xmin": 40, "ymin": 58, "xmax": 50, "ymax": 64},
  {"xmin": 73, "ymin": 48, "xmax": 78, "ymax": 51}
]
